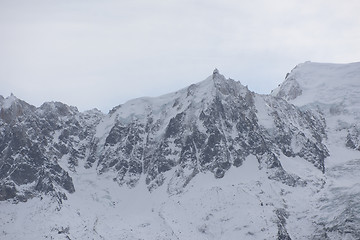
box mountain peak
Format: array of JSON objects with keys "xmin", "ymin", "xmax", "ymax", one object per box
[
  {"xmin": 2, "ymin": 93, "xmax": 19, "ymax": 109},
  {"xmin": 272, "ymin": 62, "xmax": 360, "ymax": 115},
  {"xmin": 210, "ymin": 68, "xmax": 228, "ymax": 84},
  {"xmin": 213, "ymin": 68, "xmax": 219, "ymax": 75},
  {"xmin": 0, "ymin": 94, "xmax": 36, "ymax": 123}
]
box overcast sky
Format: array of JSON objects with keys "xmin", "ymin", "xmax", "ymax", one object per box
[{"xmin": 1, "ymin": 0, "xmax": 359, "ymax": 112}]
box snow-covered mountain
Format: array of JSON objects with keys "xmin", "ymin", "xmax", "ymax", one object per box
[
  {"xmin": 272, "ymin": 61, "xmax": 360, "ymax": 239},
  {"xmin": 273, "ymin": 61, "xmax": 360, "ymax": 151},
  {"xmin": 1, "ymin": 63, "xmax": 360, "ymax": 239}
]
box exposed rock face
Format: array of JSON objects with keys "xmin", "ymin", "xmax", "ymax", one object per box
[
  {"xmin": 275, "ymin": 78, "xmax": 302, "ymax": 101},
  {"xmin": 275, "ymin": 208, "xmax": 291, "ymax": 240},
  {"xmin": 0, "ymin": 99, "xmax": 102, "ymax": 202},
  {"xmin": 346, "ymin": 125, "xmax": 360, "ymax": 151}
]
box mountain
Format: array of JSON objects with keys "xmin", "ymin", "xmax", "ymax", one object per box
[
  {"xmin": 273, "ymin": 61, "xmax": 360, "ymax": 151},
  {"xmin": 272, "ymin": 61, "xmax": 360, "ymax": 239},
  {"xmin": 0, "ymin": 64, "xmax": 360, "ymax": 239}
]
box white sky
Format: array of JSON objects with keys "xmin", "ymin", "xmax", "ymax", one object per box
[{"xmin": 1, "ymin": 0, "xmax": 359, "ymax": 113}]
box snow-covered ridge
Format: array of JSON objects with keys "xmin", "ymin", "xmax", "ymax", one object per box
[
  {"xmin": 273, "ymin": 61, "xmax": 360, "ymax": 153},
  {"xmin": 96, "ymin": 70, "xmax": 250, "ymax": 141},
  {"xmin": 273, "ymin": 61, "xmax": 360, "ymax": 115},
  {"xmin": 108, "ymin": 70, "xmax": 247, "ymax": 119}
]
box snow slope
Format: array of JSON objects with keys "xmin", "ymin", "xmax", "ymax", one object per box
[
  {"xmin": 273, "ymin": 61, "xmax": 360, "ymax": 118},
  {"xmin": 273, "ymin": 61, "xmax": 360, "ymax": 239}
]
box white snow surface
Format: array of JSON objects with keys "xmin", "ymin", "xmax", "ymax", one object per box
[
  {"xmin": 0, "ymin": 154, "xmax": 326, "ymax": 240},
  {"xmin": 254, "ymin": 94, "xmax": 275, "ymax": 129},
  {"xmin": 273, "ymin": 61, "xmax": 360, "ymax": 117}
]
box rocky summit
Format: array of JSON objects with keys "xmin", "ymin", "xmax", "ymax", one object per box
[{"xmin": 1, "ymin": 62, "xmax": 360, "ymax": 240}]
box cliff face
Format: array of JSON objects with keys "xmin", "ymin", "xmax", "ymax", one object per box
[{"xmin": 0, "ymin": 99, "xmax": 103, "ymax": 202}]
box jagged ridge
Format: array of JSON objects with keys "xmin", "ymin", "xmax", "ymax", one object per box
[{"xmin": 1, "ymin": 70, "xmax": 328, "ymax": 202}]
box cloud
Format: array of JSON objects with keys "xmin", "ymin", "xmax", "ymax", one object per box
[{"xmin": 0, "ymin": 0, "xmax": 359, "ymax": 112}]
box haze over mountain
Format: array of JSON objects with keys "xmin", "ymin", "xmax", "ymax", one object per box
[{"xmin": 1, "ymin": 62, "xmax": 360, "ymax": 239}]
